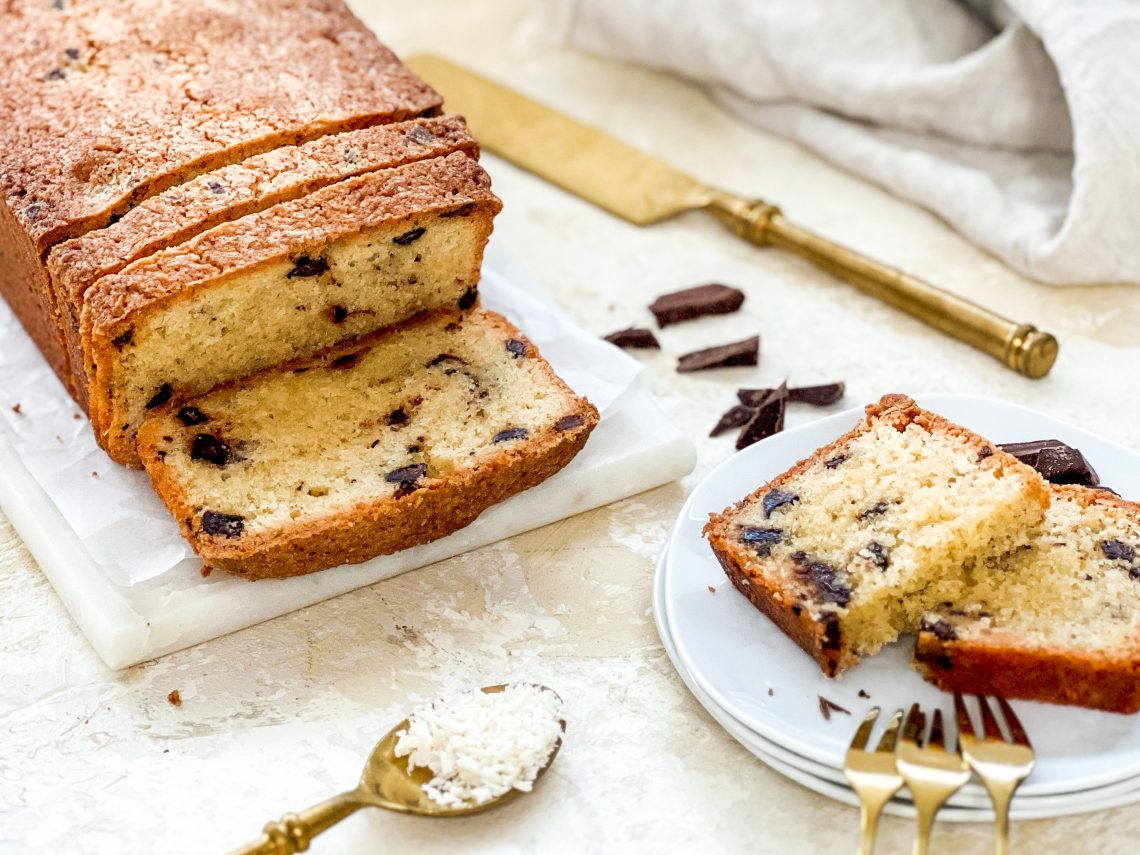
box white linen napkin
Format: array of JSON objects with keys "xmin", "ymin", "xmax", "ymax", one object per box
[{"xmin": 533, "ymin": 0, "xmax": 1139, "ymax": 285}]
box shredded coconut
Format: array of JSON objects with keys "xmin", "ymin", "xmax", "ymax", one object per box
[{"xmin": 393, "ymin": 684, "xmax": 564, "ymax": 808}]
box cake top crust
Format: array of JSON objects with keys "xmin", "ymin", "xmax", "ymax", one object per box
[{"xmin": 0, "ymin": 0, "xmax": 441, "ymax": 251}]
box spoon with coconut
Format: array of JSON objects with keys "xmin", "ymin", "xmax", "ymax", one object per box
[{"xmin": 230, "ymin": 684, "xmax": 565, "ymax": 854}]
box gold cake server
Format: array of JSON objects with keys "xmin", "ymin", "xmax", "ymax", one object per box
[{"xmin": 408, "ymin": 54, "xmax": 1058, "ymax": 379}]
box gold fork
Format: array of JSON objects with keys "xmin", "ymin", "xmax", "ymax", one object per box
[
  {"xmin": 896, "ymin": 703, "xmax": 972, "ymax": 855},
  {"xmin": 844, "ymin": 707, "xmax": 904, "ymax": 855},
  {"xmin": 954, "ymin": 693, "xmax": 1035, "ymax": 855}
]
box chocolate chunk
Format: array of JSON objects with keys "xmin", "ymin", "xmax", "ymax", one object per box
[
  {"xmin": 603, "ymin": 328, "xmax": 661, "ymax": 349},
  {"xmin": 554, "ymin": 414, "xmax": 585, "ymax": 431},
  {"xmin": 177, "ymin": 407, "xmax": 208, "ymax": 427},
  {"xmin": 710, "ymin": 404, "xmax": 755, "ymax": 437},
  {"xmin": 111, "ymin": 328, "xmax": 134, "ymax": 349},
  {"xmin": 818, "ymin": 695, "xmax": 851, "ymax": 721},
  {"xmin": 763, "ymin": 489, "xmax": 799, "ymax": 518},
  {"xmin": 649, "ymin": 284, "xmax": 745, "ymax": 327},
  {"xmin": 741, "ymin": 527, "xmax": 784, "ymax": 556},
  {"xmin": 145, "ymin": 384, "xmax": 173, "ymax": 410},
  {"xmin": 858, "ymin": 689, "xmax": 871, "ymax": 699},
  {"xmin": 922, "ymin": 618, "xmax": 959, "ymax": 641},
  {"xmin": 286, "ymin": 255, "xmax": 328, "ymax": 278},
  {"xmin": 64, "ymin": 47, "xmax": 80, "ymax": 61},
  {"xmin": 506, "ymin": 338, "xmax": 528, "ymax": 358},
  {"xmin": 206, "ymin": 180, "xmax": 227, "ymax": 195},
  {"xmin": 388, "ymin": 408, "xmax": 408, "ymax": 426},
  {"xmin": 737, "ymin": 387, "xmax": 775, "ymax": 407},
  {"xmin": 191, "ymin": 434, "xmax": 233, "ymax": 467},
  {"xmin": 788, "ymin": 383, "xmax": 845, "ymax": 406},
  {"xmin": 825, "ymin": 455, "xmax": 847, "ymax": 470},
  {"xmin": 999, "ymin": 439, "xmax": 1099, "ymax": 486},
  {"xmin": 859, "ymin": 502, "xmax": 889, "ymax": 521},
  {"xmin": 441, "ymin": 203, "xmax": 477, "ymax": 218},
  {"xmin": 457, "ymin": 288, "xmax": 478, "ymax": 311},
  {"xmin": 386, "ymin": 463, "xmax": 428, "ymax": 497},
  {"xmin": 408, "ymin": 125, "xmax": 437, "ymax": 144},
  {"xmin": 860, "ymin": 542, "xmax": 889, "ymax": 570},
  {"xmin": 677, "ymin": 336, "xmax": 759, "ymax": 373},
  {"xmin": 330, "ymin": 305, "xmax": 349, "ymax": 324},
  {"xmin": 820, "ymin": 612, "xmax": 842, "ymax": 651},
  {"xmin": 977, "ymin": 446, "xmax": 995, "ymax": 461},
  {"xmin": 393, "ymin": 227, "xmax": 426, "ymax": 246},
  {"xmin": 201, "ymin": 511, "xmax": 244, "ymax": 538},
  {"xmin": 792, "ymin": 551, "xmax": 850, "ymax": 606},
  {"xmin": 1103, "ymin": 540, "xmax": 1136, "ymax": 564},
  {"xmin": 737, "ymin": 384, "xmax": 787, "ymax": 450},
  {"xmin": 428, "ymin": 353, "xmax": 464, "ymax": 367},
  {"xmin": 330, "ymin": 353, "xmax": 360, "ymax": 370},
  {"xmin": 493, "ymin": 427, "xmax": 528, "ymax": 443},
  {"xmin": 45, "ymin": 68, "xmax": 66, "ymax": 81}
]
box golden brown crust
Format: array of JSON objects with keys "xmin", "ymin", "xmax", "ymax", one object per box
[
  {"xmin": 48, "ymin": 117, "xmax": 478, "ymax": 412},
  {"xmin": 915, "ymin": 634, "xmax": 1140, "ymax": 714},
  {"xmin": 703, "ymin": 394, "xmax": 1050, "ymax": 676},
  {"xmin": 137, "ymin": 311, "xmax": 600, "ymax": 579},
  {"xmin": 83, "ymin": 152, "xmax": 501, "ymax": 464}
]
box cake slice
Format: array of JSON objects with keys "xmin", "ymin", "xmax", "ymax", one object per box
[
  {"xmin": 916, "ymin": 485, "xmax": 1140, "ymax": 712},
  {"xmin": 137, "ymin": 310, "xmax": 599, "ymax": 579},
  {"xmin": 83, "ymin": 151, "xmax": 500, "ymax": 467},
  {"xmin": 47, "ymin": 116, "xmax": 477, "ymax": 406},
  {"xmin": 704, "ymin": 395, "xmax": 1050, "ymax": 676}
]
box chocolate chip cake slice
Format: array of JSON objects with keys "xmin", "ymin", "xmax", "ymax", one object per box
[
  {"xmin": 916, "ymin": 485, "xmax": 1140, "ymax": 712},
  {"xmin": 704, "ymin": 395, "xmax": 1050, "ymax": 676},
  {"xmin": 137, "ymin": 310, "xmax": 598, "ymax": 579},
  {"xmin": 84, "ymin": 151, "xmax": 500, "ymax": 467}
]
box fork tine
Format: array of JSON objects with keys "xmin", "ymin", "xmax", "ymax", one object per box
[
  {"xmin": 902, "ymin": 702, "xmax": 924, "ymax": 744},
  {"xmin": 953, "ymin": 691, "xmax": 975, "ymax": 739},
  {"xmin": 849, "ymin": 706, "xmax": 879, "ymax": 751},
  {"xmin": 977, "ymin": 694, "xmax": 1004, "ymax": 741},
  {"xmin": 996, "ymin": 696, "xmax": 1032, "ymax": 748},
  {"xmin": 928, "ymin": 709, "xmax": 947, "ymax": 751},
  {"xmin": 875, "ymin": 708, "xmax": 904, "ymax": 753}
]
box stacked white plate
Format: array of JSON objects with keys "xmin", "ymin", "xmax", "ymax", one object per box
[{"xmin": 653, "ymin": 394, "xmax": 1140, "ymax": 821}]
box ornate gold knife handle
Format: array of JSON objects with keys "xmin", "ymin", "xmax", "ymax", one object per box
[
  {"xmin": 229, "ymin": 791, "xmax": 366, "ymax": 855},
  {"xmin": 706, "ymin": 195, "xmax": 1058, "ymax": 379}
]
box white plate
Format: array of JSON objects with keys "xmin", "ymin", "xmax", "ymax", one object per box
[
  {"xmin": 663, "ymin": 394, "xmax": 1140, "ymax": 798},
  {"xmin": 654, "ymin": 546, "xmax": 1140, "ymax": 820}
]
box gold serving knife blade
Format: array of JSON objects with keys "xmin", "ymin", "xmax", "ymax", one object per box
[{"xmin": 408, "ymin": 54, "xmax": 1057, "ymax": 378}]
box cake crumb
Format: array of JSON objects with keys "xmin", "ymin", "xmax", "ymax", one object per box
[
  {"xmin": 818, "ymin": 695, "xmax": 851, "ymax": 721},
  {"xmin": 73, "ymin": 412, "xmax": 82, "ymax": 420},
  {"xmin": 768, "ymin": 688, "xmax": 774, "ymax": 697},
  {"xmin": 91, "ymin": 471, "xmax": 99, "ymax": 478},
  {"xmin": 707, "ymin": 585, "xmax": 716, "ymax": 594},
  {"xmin": 11, "ymin": 403, "xmax": 22, "ymax": 415},
  {"xmin": 167, "ymin": 690, "xmax": 182, "ymax": 707},
  {"xmin": 200, "ymin": 565, "xmax": 213, "ymax": 578}
]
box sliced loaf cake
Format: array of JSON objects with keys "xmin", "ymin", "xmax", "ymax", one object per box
[
  {"xmin": 83, "ymin": 151, "xmax": 500, "ymax": 467},
  {"xmin": 47, "ymin": 116, "xmax": 477, "ymax": 405},
  {"xmin": 137, "ymin": 310, "xmax": 599, "ymax": 579},
  {"xmin": 916, "ymin": 485, "xmax": 1140, "ymax": 712},
  {"xmin": 704, "ymin": 395, "xmax": 1051, "ymax": 676}
]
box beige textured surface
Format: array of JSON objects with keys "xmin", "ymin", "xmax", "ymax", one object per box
[{"xmin": 2, "ymin": 1, "xmax": 1139, "ymax": 852}]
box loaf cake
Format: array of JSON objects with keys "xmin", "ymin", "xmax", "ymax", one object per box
[
  {"xmin": 0, "ymin": 0, "xmax": 441, "ymax": 381},
  {"xmin": 704, "ymin": 395, "xmax": 1051, "ymax": 676},
  {"xmin": 83, "ymin": 151, "xmax": 501, "ymax": 466},
  {"xmin": 916, "ymin": 485, "xmax": 1140, "ymax": 713},
  {"xmin": 137, "ymin": 310, "xmax": 599, "ymax": 579},
  {"xmin": 47, "ymin": 116, "xmax": 477, "ymax": 406}
]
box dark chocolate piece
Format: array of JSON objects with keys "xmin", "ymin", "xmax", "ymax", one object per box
[
  {"xmin": 111, "ymin": 329, "xmax": 134, "ymax": 349},
  {"xmin": 145, "ymin": 384, "xmax": 173, "ymax": 410},
  {"xmin": 860, "ymin": 542, "xmax": 890, "ymax": 570},
  {"xmin": 554, "ymin": 414, "xmax": 585, "ymax": 431},
  {"xmin": 287, "ymin": 255, "xmax": 328, "ymax": 278},
  {"xmin": 493, "ymin": 427, "xmax": 528, "ymax": 443},
  {"xmin": 201, "ymin": 511, "xmax": 244, "ymax": 539},
  {"xmin": 505, "ymin": 338, "xmax": 528, "ymax": 358},
  {"xmin": 191, "ymin": 434, "xmax": 234, "ymax": 467},
  {"xmin": 649, "ymin": 284, "xmax": 745, "ymax": 327},
  {"xmin": 858, "ymin": 501, "xmax": 889, "ymax": 521},
  {"xmin": 388, "ymin": 408, "xmax": 408, "ymax": 426},
  {"xmin": 710, "ymin": 404, "xmax": 755, "ymax": 438},
  {"xmin": 737, "ymin": 384, "xmax": 787, "ymax": 450},
  {"xmin": 737, "ymin": 387, "xmax": 775, "ymax": 407},
  {"xmin": 818, "ymin": 695, "xmax": 852, "ymax": 722},
  {"xmin": 788, "ymin": 383, "xmax": 845, "ymax": 406},
  {"xmin": 330, "ymin": 353, "xmax": 361, "ymax": 370},
  {"xmin": 922, "ymin": 618, "xmax": 959, "ymax": 641},
  {"xmin": 999, "ymin": 439, "xmax": 1099, "ymax": 486},
  {"xmin": 330, "ymin": 305, "xmax": 349, "ymax": 324},
  {"xmin": 457, "ymin": 288, "xmax": 478, "ymax": 311},
  {"xmin": 393, "ymin": 227, "xmax": 426, "ymax": 246},
  {"xmin": 793, "ymin": 552, "xmax": 851, "ymax": 606},
  {"xmin": 386, "ymin": 463, "xmax": 428, "ymax": 497},
  {"xmin": 1103, "ymin": 540, "xmax": 1136, "ymax": 564},
  {"xmin": 427, "ymin": 353, "xmax": 465, "ymax": 367},
  {"xmin": 741, "ymin": 526, "xmax": 784, "ymax": 556},
  {"xmin": 603, "ymin": 328, "xmax": 661, "ymax": 349},
  {"xmin": 763, "ymin": 488, "xmax": 798, "ymax": 518},
  {"xmin": 176, "ymin": 407, "xmax": 208, "ymax": 427},
  {"xmin": 677, "ymin": 336, "xmax": 759, "ymax": 373}
]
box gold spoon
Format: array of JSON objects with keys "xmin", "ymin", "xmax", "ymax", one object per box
[{"xmin": 230, "ymin": 684, "xmax": 565, "ymax": 855}]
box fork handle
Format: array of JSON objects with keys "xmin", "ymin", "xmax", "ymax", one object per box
[
  {"xmin": 910, "ymin": 791, "xmax": 946, "ymax": 855},
  {"xmin": 858, "ymin": 801, "xmax": 884, "ymax": 855},
  {"xmin": 229, "ymin": 790, "xmax": 365, "ymax": 855},
  {"xmin": 982, "ymin": 781, "xmax": 1019, "ymax": 855}
]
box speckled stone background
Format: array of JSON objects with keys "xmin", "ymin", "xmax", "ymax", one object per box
[{"xmin": 2, "ymin": 2, "xmax": 1138, "ymax": 853}]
